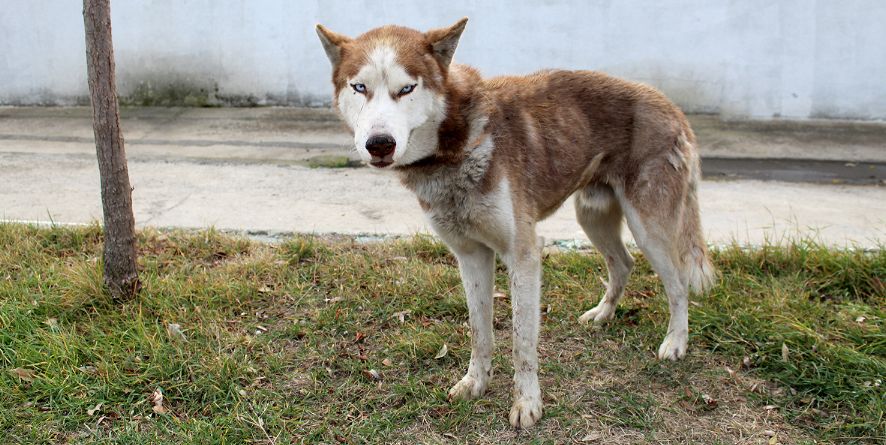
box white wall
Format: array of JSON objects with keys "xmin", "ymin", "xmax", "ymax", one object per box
[{"xmin": 2, "ymin": 0, "xmax": 886, "ymax": 119}]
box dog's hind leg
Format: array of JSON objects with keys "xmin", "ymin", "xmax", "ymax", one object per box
[
  {"xmin": 448, "ymin": 241, "xmax": 495, "ymax": 401},
  {"xmin": 617, "ymin": 188, "xmax": 690, "ymax": 360},
  {"xmin": 613, "ymin": 134, "xmax": 714, "ymax": 360},
  {"xmin": 575, "ymin": 185, "xmax": 635, "ymax": 324}
]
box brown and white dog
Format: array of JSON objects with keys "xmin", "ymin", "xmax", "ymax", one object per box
[{"xmin": 316, "ymin": 18, "xmax": 716, "ymax": 428}]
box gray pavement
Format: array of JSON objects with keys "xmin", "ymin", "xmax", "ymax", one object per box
[{"xmin": 1, "ymin": 106, "xmax": 884, "ymax": 247}]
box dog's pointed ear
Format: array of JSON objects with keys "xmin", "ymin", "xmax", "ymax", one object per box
[
  {"xmin": 316, "ymin": 24, "xmax": 351, "ymax": 66},
  {"xmin": 425, "ymin": 17, "xmax": 468, "ymax": 69}
]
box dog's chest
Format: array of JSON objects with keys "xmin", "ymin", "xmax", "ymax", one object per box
[{"xmin": 402, "ymin": 150, "xmax": 514, "ymax": 250}]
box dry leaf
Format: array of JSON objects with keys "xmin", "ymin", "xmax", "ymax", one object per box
[
  {"xmin": 434, "ymin": 344, "xmax": 448, "ymax": 359},
  {"xmin": 8, "ymin": 368, "xmax": 35, "ymax": 382},
  {"xmin": 392, "ymin": 310, "xmax": 411, "ymax": 323},
  {"xmin": 781, "ymin": 343, "xmax": 789, "ymax": 362},
  {"xmin": 493, "ymin": 291, "xmax": 508, "ymax": 300},
  {"xmin": 742, "ymin": 356, "xmax": 752, "ymax": 369},
  {"xmin": 44, "ymin": 318, "xmax": 59, "ymax": 329},
  {"xmin": 581, "ymin": 432, "xmax": 603, "ymax": 442},
  {"xmin": 166, "ymin": 323, "xmax": 187, "ymax": 342},
  {"xmin": 382, "ymin": 358, "xmax": 392, "ymax": 367},
  {"xmin": 702, "ymin": 394, "xmax": 718, "ymax": 408},
  {"xmin": 150, "ymin": 388, "xmax": 166, "ymax": 414},
  {"xmin": 763, "ymin": 404, "xmax": 778, "ymax": 411},
  {"xmin": 77, "ymin": 365, "xmax": 98, "ymax": 375},
  {"xmin": 724, "ymin": 366, "xmax": 736, "ymax": 378},
  {"xmin": 363, "ymin": 369, "xmax": 380, "ymax": 380},
  {"xmin": 855, "ymin": 316, "xmax": 866, "ymax": 323},
  {"xmin": 258, "ymin": 286, "xmax": 272, "ymax": 293},
  {"xmin": 768, "ymin": 435, "xmax": 778, "ymax": 445},
  {"xmin": 87, "ymin": 403, "xmax": 102, "ymax": 416}
]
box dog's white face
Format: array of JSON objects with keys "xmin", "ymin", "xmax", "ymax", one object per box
[
  {"xmin": 316, "ymin": 19, "xmax": 467, "ymax": 168},
  {"xmin": 336, "ymin": 46, "xmax": 446, "ymax": 168}
]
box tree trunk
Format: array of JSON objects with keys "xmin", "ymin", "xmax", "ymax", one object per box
[{"xmin": 83, "ymin": 0, "xmax": 140, "ymax": 299}]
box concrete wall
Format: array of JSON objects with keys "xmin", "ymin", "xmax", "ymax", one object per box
[{"xmin": 2, "ymin": 0, "xmax": 886, "ymax": 120}]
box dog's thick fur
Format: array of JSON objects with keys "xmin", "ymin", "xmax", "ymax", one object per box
[{"xmin": 317, "ymin": 18, "xmax": 716, "ymax": 428}]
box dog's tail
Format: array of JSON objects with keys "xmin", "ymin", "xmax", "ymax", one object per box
[{"xmin": 677, "ymin": 133, "xmax": 717, "ymax": 295}]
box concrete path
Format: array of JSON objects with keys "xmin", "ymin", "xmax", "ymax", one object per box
[{"xmin": 1, "ymin": 107, "xmax": 884, "ymax": 247}]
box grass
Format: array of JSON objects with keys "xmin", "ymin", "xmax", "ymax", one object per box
[
  {"xmin": 0, "ymin": 223, "xmax": 883, "ymax": 444},
  {"xmin": 303, "ymin": 155, "xmax": 361, "ymax": 169}
]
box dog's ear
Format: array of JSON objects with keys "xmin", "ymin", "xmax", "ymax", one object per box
[
  {"xmin": 425, "ymin": 17, "xmax": 468, "ymax": 70},
  {"xmin": 316, "ymin": 24, "xmax": 351, "ymax": 66}
]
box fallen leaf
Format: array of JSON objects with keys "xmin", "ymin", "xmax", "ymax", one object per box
[
  {"xmin": 763, "ymin": 430, "xmax": 776, "ymax": 437},
  {"xmin": 392, "ymin": 310, "xmax": 411, "ymax": 323},
  {"xmin": 763, "ymin": 404, "xmax": 778, "ymax": 411},
  {"xmin": 702, "ymin": 394, "xmax": 718, "ymax": 408},
  {"xmin": 434, "ymin": 343, "xmax": 448, "ymax": 359},
  {"xmin": 8, "ymin": 368, "xmax": 35, "ymax": 382},
  {"xmin": 87, "ymin": 403, "xmax": 102, "ymax": 416},
  {"xmin": 44, "ymin": 318, "xmax": 58, "ymax": 329},
  {"xmin": 768, "ymin": 435, "xmax": 778, "ymax": 445},
  {"xmin": 855, "ymin": 316, "xmax": 866, "ymax": 323},
  {"xmin": 581, "ymin": 432, "xmax": 603, "ymax": 442},
  {"xmin": 382, "ymin": 358, "xmax": 392, "ymax": 367},
  {"xmin": 150, "ymin": 388, "xmax": 166, "ymax": 414},
  {"xmin": 354, "ymin": 331, "xmax": 366, "ymax": 343},
  {"xmin": 781, "ymin": 343, "xmax": 789, "ymax": 362},
  {"xmin": 493, "ymin": 291, "xmax": 508, "ymax": 300},
  {"xmin": 258, "ymin": 286, "xmax": 272, "ymax": 293},
  {"xmin": 77, "ymin": 365, "xmax": 98, "ymax": 375},
  {"xmin": 363, "ymin": 369, "xmax": 381, "ymax": 380},
  {"xmin": 742, "ymin": 356, "xmax": 752, "ymax": 369},
  {"xmin": 724, "ymin": 366, "xmax": 736, "ymax": 378},
  {"xmin": 166, "ymin": 323, "xmax": 187, "ymax": 342}
]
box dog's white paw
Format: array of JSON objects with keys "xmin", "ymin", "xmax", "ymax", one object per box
[
  {"xmin": 657, "ymin": 330, "xmax": 688, "ymax": 361},
  {"xmin": 448, "ymin": 375, "xmax": 487, "ymax": 401},
  {"xmin": 509, "ymin": 394, "xmax": 543, "ymax": 429},
  {"xmin": 579, "ymin": 301, "xmax": 616, "ymax": 324}
]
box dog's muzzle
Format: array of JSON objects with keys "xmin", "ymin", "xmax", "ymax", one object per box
[{"xmin": 365, "ymin": 134, "xmax": 396, "ymax": 167}]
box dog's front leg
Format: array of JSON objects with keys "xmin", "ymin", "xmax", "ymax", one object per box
[
  {"xmin": 448, "ymin": 242, "xmax": 495, "ymax": 401},
  {"xmin": 504, "ymin": 234, "xmax": 543, "ymax": 428}
]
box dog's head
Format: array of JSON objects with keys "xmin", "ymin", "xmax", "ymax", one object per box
[{"xmin": 316, "ymin": 19, "xmax": 468, "ymax": 168}]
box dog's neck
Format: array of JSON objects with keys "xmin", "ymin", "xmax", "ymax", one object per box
[{"xmin": 396, "ymin": 64, "xmax": 486, "ymax": 171}]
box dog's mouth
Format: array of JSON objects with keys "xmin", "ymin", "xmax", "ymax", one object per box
[{"xmin": 369, "ymin": 153, "xmax": 395, "ymax": 168}]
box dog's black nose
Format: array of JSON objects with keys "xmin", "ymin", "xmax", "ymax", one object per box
[{"xmin": 365, "ymin": 134, "xmax": 396, "ymax": 158}]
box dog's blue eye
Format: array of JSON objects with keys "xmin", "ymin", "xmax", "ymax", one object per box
[
  {"xmin": 351, "ymin": 83, "xmax": 366, "ymax": 94},
  {"xmin": 398, "ymin": 84, "xmax": 416, "ymax": 96}
]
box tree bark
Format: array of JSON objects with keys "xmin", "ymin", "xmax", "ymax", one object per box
[{"xmin": 83, "ymin": 0, "xmax": 140, "ymax": 299}]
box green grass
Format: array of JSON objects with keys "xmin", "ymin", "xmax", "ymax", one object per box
[
  {"xmin": 303, "ymin": 155, "xmax": 361, "ymax": 169},
  {"xmin": 0, "ymin": 223, "xmax": 883, "ymax": 444}
]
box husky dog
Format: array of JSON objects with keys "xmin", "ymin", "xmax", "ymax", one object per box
[{"xmin": 316, "ymin": 18, "xmax": 715, "ymax": 428}]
